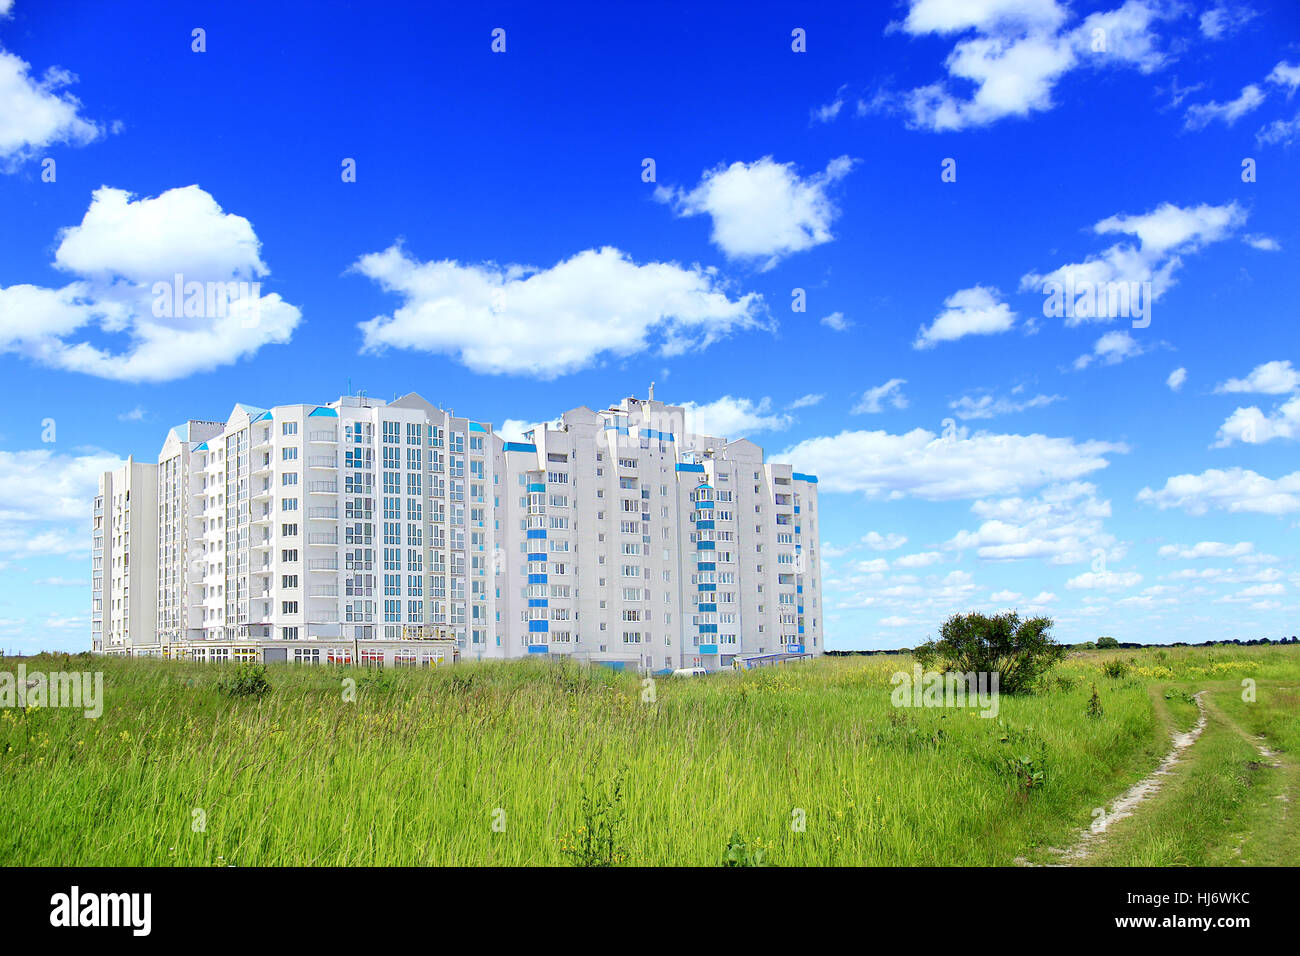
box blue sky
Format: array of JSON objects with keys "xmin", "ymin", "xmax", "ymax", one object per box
[{"xmin": 1, "ymin": 0, "xmax": 1298, "ymax": 652}]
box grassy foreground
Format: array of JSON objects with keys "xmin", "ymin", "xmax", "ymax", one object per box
[{"xmin": 1, "ymin": 645, "xmax": 1296, "ymax": 866}]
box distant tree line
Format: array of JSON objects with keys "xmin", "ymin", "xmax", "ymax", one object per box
[{"xmin": 827, "ymin": 634, "xmax": 1300, "ymax": 656}]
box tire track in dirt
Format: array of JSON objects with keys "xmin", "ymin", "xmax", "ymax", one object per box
[{"xmin": 1018, "ymin": 691, "xmax": 1207, "ymax": 866}]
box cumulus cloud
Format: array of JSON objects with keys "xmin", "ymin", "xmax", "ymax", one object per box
[
  {"xmin": 852, "ymin": 378, "xmax": 908, "ymax": 414},
  {"xmin": 1215, "ymin": 360, "xmax": 1300, "ymax": 395},
  {"xmin": 0, "ymin": 186, "xmax": 301, "ymax": 381},
  {"xmin": 1073, "ymin": 330, "xmax": 1146, "ymax": 370},
  {"xmin": 680, "ymin": 395, "xmax": 794, "ymax": 438},
  {"xmin": 882, "ymin": 0, "xmax": 1177, "ymax": 132},
  {"xmin": 355, "ymin": 244, "xmax": 766, "ymax": 378},
  {"xmin": 0, "ymin": 46, "xmax": 102, "ymax": 170},
  {"xmin": 914, "ymin": 285, "xmax": 1017, "ymax": 348},
  {"xmin": 788, "ymin": 393, "xmax": 824, "ymax": 409},
  {"xmin": 654, "ymin": 155, "xmax": 855, "ymax": 270},
  {"xmin": 1158, "ymin": 541, "xmax": 1253, "ymax": 559},
  {"xmin": 777, "ymin": 426, "xmax": 1126, "ymax": 500},
  {"xmin": 820, "ymin": 311, "xmax": 852, "ymax": 332},
  {"xmin": 1166, "ymin": 366, "xmax": 1187, "ymax": 391},
  {"xmin": 0, "ymin": 448, "xmax": 123, "ymax": 558},
  {"xmin": 862, "ymin": 531, "xmax": 908, "ymax": 551},
  {"xmin": 1138, "ymin": 467, "xmax": 1300, "ymax": 515},
  {"xmin": 1021, "ymin": 201, "xmax": 1246, "ymax": 324},
  {"xmin": 1213, "ymin": 395, "xmax": 1300, "ymax": 447},
  {"xmin": 945, "ymin": 481, "xmax": 1119, "ymax": 564},
  {"xmin": 1066, "ymin": 569, "xmax": 1143, "ymax": 590}
]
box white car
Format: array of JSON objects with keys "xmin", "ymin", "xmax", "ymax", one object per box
[{"xmin": 670, "ymin": 667, "xmax": 709, "ymax": 678}]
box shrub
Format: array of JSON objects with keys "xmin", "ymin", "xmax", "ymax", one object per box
[
  {"xmin": 559, "ymin": 769, "xmax": 628, "ymax": 867},
  {"xmin": 720, "ymin": 831, "xmax": 769, "ymax": 867},
  {"xmin": 1096, "ymin": 636, "xmax": 1120, "ymax": 649},
  {"xmin": 1087, "ymin": 683, "xmax": 1104, "ymax": 718},
  {"xmin": 215, "ymin": 663, "xmax": 271, "ymax": 699},
  {"xmin": 1101, "ymin": 658, "xmax": 1128, "ymax": 679},
  {"xmin": 914, "ymin": 612, "xmax": 1066, "ymax": 694}
]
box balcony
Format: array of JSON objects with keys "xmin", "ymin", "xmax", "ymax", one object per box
[
  {"xmin": 307, "ymin": 481, "xmax": 338, "ymax": 494},
  {"xmin": 308, "ymin": 455, "xmax": 337, "ymax": 469},
  {"xmin": 307, "ymin": 507, "xmax": 338, "ymax": 520},
  {"xmin": 309, "ymin": 430, "xmax": 337, "ymax": 443},
  {"xmin": 308, "ymin": 532, "xmax": 338, "ymax": 546},
  {"xmin": 307, "ymin": 558, "xmax": 339, "ymax": 572},
  {"xmin": 309, "ymin": 585, "xmax": 339, "ymax": 597}
]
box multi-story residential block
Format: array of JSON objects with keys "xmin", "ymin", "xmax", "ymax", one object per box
[
  {"xmin": 92, "ymin": 456, "xmax": 159, "ymax": 655},
  {"xmin": 93, "ymin": 389, "xmax": 822, "ymax": 671}
]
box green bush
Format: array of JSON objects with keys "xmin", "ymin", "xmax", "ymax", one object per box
[
  {"xmin": 1102, "ymin": 659, "xmax": 1128, "ymax": 679},
  {"xmin": 720, "ymin": 831, "xmax": 769, "ymax": 866},
  {"xmin": 914, "ymin": 611, "xmax": 1066, "ymax": 694},
  {"xmin": 215, "ymin": 663, "xmax": 271, "ymax": 699},
  {"xmin": 1096, "ymin": 636, "xmax": 1120, "ymax": 649}
]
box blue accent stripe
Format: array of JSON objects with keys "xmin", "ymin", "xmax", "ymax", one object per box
[
  {"xmin": 675, "ymin": 463, "xmax": 705, "ymax": 473},
  {"xmin": 792, "ymin": 472, "xmax": 818, "ymax": 484},
  {"xmin": 504, "ymin": 442, "xmax": 537, "ymax": 453}
]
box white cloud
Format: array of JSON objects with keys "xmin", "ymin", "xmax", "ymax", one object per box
[
  {"xmin": 1185, "ymin": 84, "xmax": 1266, "ymax": 130},
  {"xmin": 1166, "ymin": 367, "xmax": 1187, "ymax": 391},
  {"xmin": 0, "ymin": 47, "xmax": 102, "ymax": 170},
  {"xmin": 811, "ymin": 87, "xmax": 846, "ymax": 123},
  {"xmin": 914, "ymin": 285, "xmax": 1016, "ymax": 348},
  {"xmin": 946, "ymin": 481, "xmax": 1118, "ymax": 564},
  {"xmin": 820, "ymin": 311, "xmax": 852, "ymax": 332},
  {"xmin": 1021, "ymin": 202, "xmax": 1246, "ymax": 323},
  {"xmin": 887, "ymin": 0, "xmax": 1175, "ymax": 132},
  {"xmin": 0, "ymin": 448, "xmax": 122, "ymax": 558},
  {"xmin": 1243, "ymin": 234, "xmax": 1280, "ymax": 251},
  {"xmin": 777, "ymin": 426, "xmax": 1126, "ymax": 500},
  {"xmin": 1074, "ymin": 330, "xmax": 1147, "ymax": 370},
  {"xmin": 1215, "ymin": 360, "xmax": 1300, "ymax": 395},
  {"xmin": 1199, "ymin": 5, "xmax": 1258, "ymax": 40},
  {"xmin": 1266, "ymin": 61, "xmax": 1300, "ymax": 95},
  {"xmin": 1066, "ymin": 570, "xmax": 1143, "ymax": 590},
  {"xmin": 862, "ymin": 531, "xmax": 908, "ymax": 551},
  {"xmin": 681, "ymin": 396, "xmax": 793, "ymax": 437},
  {"xmin": 852, "ymin": 378, "xmax": 908, "ymax": 414},
  {"xmin": 0, "ymin": 185, "xmax": 301, "ymax": 382},
  {"xmin": 355, "ymin": 244, "xmax": 765, "ymax": 378},
  {"xmin": 895, "ymin": 551, "xmax": 944, "ymax": 568},
  {"xmin": 1213, "ymin": 395, "xmax": 1300, "ymax": 447},
  {"xmin": 949, "ymin": 390, "xmax": 1061, "ymax": 419},
  {"xmin": 1157, "ymin": 541, "xmax": 1254, "ymax": 560},
  {"xmin": 654, "ymin": 155, "xmax": 855, "ymax": 270},
  {"xmin": 788, "ymin": 393, "xmax": 824, "ymax": 409},
  {"xmin": 1256, "ymin": 111, "xmax": 1300, "ymax": 147},
  {"xmin": 1138, "ymin": 467, "xmax": 1300, "ymax": 515},
  {"xmin": 118, "ymin": 405, "xmax": 147, "ymax": 422}
]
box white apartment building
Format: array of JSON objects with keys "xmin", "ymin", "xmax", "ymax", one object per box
[
  {"xmin": 92, "ymin": 457, "xmax": 158, "ymax": 655},
  {"xmin": 94, "ymin": 390, "xmax": 822, "ymax": 671}
]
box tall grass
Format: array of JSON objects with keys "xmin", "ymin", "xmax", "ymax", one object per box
[{"xmin": 2, "ymin": 645, "xmax": 1295, "ymax": 866}]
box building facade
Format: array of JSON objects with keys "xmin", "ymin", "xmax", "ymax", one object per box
[{"xmin": 93, "ymin": 390, "xmax": 823, "ymax": 671}]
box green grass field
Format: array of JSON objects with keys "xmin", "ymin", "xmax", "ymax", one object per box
[{"xmin": 1, "ymin": 645, "xmax": 1296, "ymax": 866}]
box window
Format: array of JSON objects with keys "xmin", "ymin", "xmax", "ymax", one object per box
[
  {"xmin": 282, "ymin": 601, "xmax": 299, "ymax": 614},
  {"xmin": 282, "ymin": 422, "xmax": 298, "ymax": 436},
  {"xmin": 282, "ymin": 447, "xmax": 298, "ymax": 461}
]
